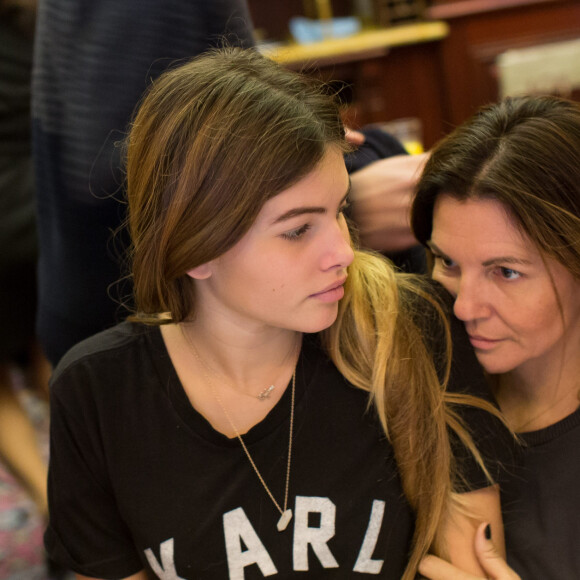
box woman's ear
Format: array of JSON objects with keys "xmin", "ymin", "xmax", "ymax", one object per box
[{"xmin": 186, "ymin": 263, "xmax": 212, "ymax": 280}]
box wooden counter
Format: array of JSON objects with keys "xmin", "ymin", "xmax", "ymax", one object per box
[
  {"xmin": 259, "ymin": 21, "xmax": 449, "ymax": 148},
  {"xmin": 250, "ymin": 0, "xmax": 580, "ymax": 147},
  {"xmin": 261, "ymin": 21, "xmax": 449, "ymax": 68}
]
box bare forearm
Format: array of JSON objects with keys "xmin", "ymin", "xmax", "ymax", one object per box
[{"xmin": 0, "ymin": 369, "xmax": 47, "ymax": 514}]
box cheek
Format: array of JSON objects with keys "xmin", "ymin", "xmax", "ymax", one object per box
[
  {"xmin": 511, "ymin": 294, "xmax": 563, "ymax": 346},
  {"xmin": 265, "ymin": 264, "xmax": 298, "ymax": 293},
  {"xmin": 558, "ymin": 280, "xmax": 580, "ymax": 330}
]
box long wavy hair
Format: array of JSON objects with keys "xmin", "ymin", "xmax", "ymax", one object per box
[{"xmin": 126, "ymin": 47, "xmax": 493, "ymax": 579}]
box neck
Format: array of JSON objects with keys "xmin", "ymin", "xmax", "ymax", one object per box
[
  {"xmin": 493, "ymin": 346, "xmax": 580, "ymax": 432},
  {"xmin": 180, "ymin": 313, "xmax": 301, "ymax": 397}
]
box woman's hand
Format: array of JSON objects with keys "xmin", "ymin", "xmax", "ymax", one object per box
[{"xmin": 419, "ymin": 522, "xmax": 521, "ymax": 580}]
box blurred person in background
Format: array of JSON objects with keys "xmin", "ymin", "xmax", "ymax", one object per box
[{"xmin": 32, "ymin": 0, "xmax": 255, "ymax": 367}]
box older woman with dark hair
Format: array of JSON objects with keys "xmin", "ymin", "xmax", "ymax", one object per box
[{"xmin": 413, "ymin": 95, "xmax": 580, "ymax": 580}]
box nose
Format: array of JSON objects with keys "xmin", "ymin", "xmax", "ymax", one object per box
[
  {"xmin": 320, "ymin": 217, "xmax": 355, "ymax": 271},
  {"xmin": 452, "ymin": 277, "xmax": 491, "ymax": 322}
]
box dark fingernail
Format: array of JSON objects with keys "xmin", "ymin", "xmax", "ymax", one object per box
[{"xmin": 485, "ymin": 524, "xmax": 492, "ymax": 540}]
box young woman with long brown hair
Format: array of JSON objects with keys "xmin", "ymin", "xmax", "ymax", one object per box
[
  {"xmin": 45, "ymin": 48, "xmax": 511, "ymax": 580},
  {"xmin": 413, "ymin": 95, "xmax": 580, "ymax": 580}
]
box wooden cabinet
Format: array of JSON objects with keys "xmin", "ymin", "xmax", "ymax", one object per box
[
  {"xmin": 334, "ymin": 41, "xmax": 447, "ymax": 148},
  {"xmin": 248, "ymin": 0, "xmax": 580, "ymax": 147},
  {"xmin": 428, "ymin": 0, "xmax": 580, "ymax": 128},
  {"xmin": 258, "ymin": 22, "xmax": 450, "ymax": 148}
]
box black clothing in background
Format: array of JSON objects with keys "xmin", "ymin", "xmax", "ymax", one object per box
[
  {"xmin": 32, "ymin": 0, "xmax": 255, "ymax": 366},
  {"xmin": 501, "ymin": 407, "xmax": 580, "ymax": 579},
  {"xmin": 0, "ymin": 15, "xmax": 37, "ymax": 358}
]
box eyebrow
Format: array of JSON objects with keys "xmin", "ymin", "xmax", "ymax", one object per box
[
  {"xmin": 426, "ymin": 241, "xmax": 448, "ymax": 257},
  {"xmin": 272, "ymin": 180, "xmax": 351, "ymax": 224},
  {"xmin": 427, "ymin": 241, "xmax": 533, "ymax": 267},
  {"xmin": 481, "ymin": 256, "xmax": 533, "ymax": 267}
]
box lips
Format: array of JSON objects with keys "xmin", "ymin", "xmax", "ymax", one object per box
[
  {"xmin": 310, "ymin": 277, "xmax": 347, "ymax": 302},
  {"xmin": 468, "ymin": 334, "xmax": 503, "ymax": 350},
  {"xmin": 313, "ymin": 277, "xmax": 347, "ymax": 295}
]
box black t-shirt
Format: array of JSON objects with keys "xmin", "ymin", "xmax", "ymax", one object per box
[
  {"xmin": 501, "ymin": 407, "xmax": 580, "ymax": 579},
  {"xmin": 46, "ymin": 312, "xmax": 512, "ymax": 578}
]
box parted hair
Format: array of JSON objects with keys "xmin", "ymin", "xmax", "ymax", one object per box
[
  {"xmin": 126, "ymin": 47, "xmax": 493, "ymax": 579},
  {"xmin": 412, "ymin": 95, "xmax": 580, "ymax": 279}
]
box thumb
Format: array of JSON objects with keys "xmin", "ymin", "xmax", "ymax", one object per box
[
  {"xmin": 344, "ymin": 127, "xmax": 365, "ymax": 146},
  {"xmin": 474, "ymin": 523, "xmax": 521, "ymax": 580}
]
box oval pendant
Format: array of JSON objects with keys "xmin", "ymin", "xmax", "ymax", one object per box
[{"xmin": 277, "ymin": 509, "xmax": 293, "ymax": 532}]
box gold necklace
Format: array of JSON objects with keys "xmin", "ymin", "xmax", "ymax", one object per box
[
  {"xmin": 181, "ymin": 326, "xmax": 296, "ymax": 402},
  {"xmin": 180, "ymin": 325, "xmax": 296, "ymax": 532},
  {"xmin": 495, "ymin": 374, "xmax": 580, "ymax": 432}
]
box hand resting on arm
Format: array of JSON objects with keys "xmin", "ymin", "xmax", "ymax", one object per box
[{"xmin": 420, "ymin": 521, "xmax": 521, "ymax": 580}]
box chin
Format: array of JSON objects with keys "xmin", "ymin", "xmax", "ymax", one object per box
[
  {"xmin": 295, "ymin": 310, "xmax": 339, "ymax": 334},
  {"xmin": 475, "ymin": 353, "xmax": 518, "ymax": 376}
]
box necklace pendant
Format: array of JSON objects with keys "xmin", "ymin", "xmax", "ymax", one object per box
[
  {"xmin": 257, "ymin": 385, "xmax": 276, "ymax": 401},
  {"xmin": 277, "ymin": 509, "xmax": 292, "ymax": 532}
]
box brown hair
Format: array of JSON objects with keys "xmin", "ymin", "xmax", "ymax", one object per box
[
  {"xmin": 126, "ymin": 47, "xmax": 492, "ymax": 578},
  {"xmin": 412, "ymin": 95, "xmax": 580, "ymax": 279},
  {"xmin": 127, "ymin": 47, "xmax": 348, "ymax": 323}
]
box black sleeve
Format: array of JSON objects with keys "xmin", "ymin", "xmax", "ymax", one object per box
[
  {"xmin": 45, "ymin": 356, "xmax": 143, "ymax": 578},
  {"xmin": 419, "ymin": 280, "xmax": 518, "ymax": 491},
  {"xmin": 344, "ymin": 127, "xmax": 408, "ymax": 174}
]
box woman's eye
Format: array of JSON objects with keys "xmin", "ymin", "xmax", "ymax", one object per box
[
  {"xmin": 433, "ymin": 254, "xmax": 456, "ymax": 269},
  {"xmin": 281, "ymin": 224, "xmax": 311, "ymax": 241},
  {"xmin": 499, "ymin": 267, "xmax": 521, "ymax": 280}
]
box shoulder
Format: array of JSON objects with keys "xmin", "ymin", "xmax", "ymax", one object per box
[
  {"xmin": 49, "ymin": 321, "xmax": 169, "ymax": 425},
  {"xmin": 52, "ymin": 321, "xmax": 160, "ymax": 385}
]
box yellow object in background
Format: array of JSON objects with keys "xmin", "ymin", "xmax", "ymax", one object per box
[
  {"xmin": 302, "ymin": 0, "xmax": 333, "ymax": 20},
  {"xmin": 378, "ymin": 117, "xmax": 424, "ymax": 155},
  {"xmin": 315, "ymin": 0, "xmax": 333, "ymax": 20},
  {"xmin": 403, "ymin": 140, "xmax": 424, "ymax": 155}
]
